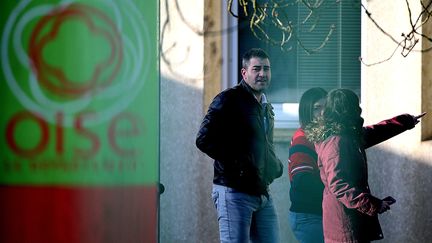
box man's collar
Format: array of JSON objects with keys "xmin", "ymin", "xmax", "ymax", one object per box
[
  {"xmin": 240, "ymin": 80, "xmax": 267, "ymax": 104},
  {"xmin": 261, "ymin": 93, "xmax": 268, "ymax": 104}
]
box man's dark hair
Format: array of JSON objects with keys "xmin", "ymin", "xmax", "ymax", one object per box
[
  {"xmin": 242, "ymin": 48, "xmax": 270, "ymax": 68},
  {"xmin": 299, "ymin": 87, "xmax": 327, "ymax": 128}
]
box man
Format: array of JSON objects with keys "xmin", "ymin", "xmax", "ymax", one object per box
[{"xmin": 196, "ymin": 48, "xmax": 283, "ymax": 242}]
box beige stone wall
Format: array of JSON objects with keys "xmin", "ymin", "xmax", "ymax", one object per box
[
  {"xmin": 159, "ymin": 0, "xmax": 218, "ymax": 242},
  {"xmin": 362, "ymin": 1, "xmax": 432, "ymax": 242},
  {"xmin": 422, "ymin": 0, "xmax": 432, "ymax": 141},
  {"xmin": 204, "ymin": 1, "xmax": 223, "ymax": 113}
]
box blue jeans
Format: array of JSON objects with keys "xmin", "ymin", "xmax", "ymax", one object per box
[
  {"xmin": 212, "ymin": 184, "xmax": 280, "ymax": 243},
  {"xmin": 288, "ymin": 211, "xmax": 324, "ymax": 243}
]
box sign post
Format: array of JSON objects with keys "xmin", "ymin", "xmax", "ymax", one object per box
[{"xmin": 0, "ymin": 1, "xmax": 159, "ymax": 242}]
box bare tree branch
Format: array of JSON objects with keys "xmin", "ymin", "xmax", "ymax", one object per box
[
  {"xmin": 161, "ymin": 0, "xmax": 432, "ymax": 71},
  {"xmin": 226, "ymin": 0, "xmax": 432, "ymax": 65},
  {"xmin": 228, "ymin": 0, "xmax": 338, "ymax": 53},
  {"xmin": 360, "ymin": 0, "xmax": 432, "ymax": 65}
]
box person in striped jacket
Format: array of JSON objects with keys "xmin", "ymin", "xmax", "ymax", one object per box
[{"xmin": 288, "ymin": 87, "xmax": 327, "ymax": 243}]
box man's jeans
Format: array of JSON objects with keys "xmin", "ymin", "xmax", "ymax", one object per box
[{"xmin": 212, "ymin": 184, "xmax": 280, "ymax": 243}]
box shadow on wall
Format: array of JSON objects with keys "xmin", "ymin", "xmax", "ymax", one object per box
[
  {"xmin": 367, "ymin": 146, "xmax": 432, "ymax": 243},
  {"xmin": 159, "ymin": 75, "xmax": 218, "ymax": 243}
]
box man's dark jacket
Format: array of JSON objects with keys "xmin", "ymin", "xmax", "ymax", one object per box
[{"xmin": 196, "ymin": 80, "xmax": 283, "ymax": 196}]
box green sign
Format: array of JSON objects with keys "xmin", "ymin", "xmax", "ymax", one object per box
[{"xmin": 1, "ymin": 0, "xmax": 159, "ymax": 185}]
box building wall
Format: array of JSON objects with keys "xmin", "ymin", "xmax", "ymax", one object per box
[
  {"xmin": 160, "ymin": 0, "xmax": 432, "ymax": 242},
  {"xmin": 159, "ymin": 1, "xmax": 298, "ymax": 242},
  {"xmin": 159, "ymin": 0, "xmax": 218, "ymax": 242},
  {"xmin": 362, "ymin": 1, "xmax": 432, "ymax": 242}
]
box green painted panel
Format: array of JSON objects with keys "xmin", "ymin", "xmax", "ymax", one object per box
[{"xmin": 0, "ymin": 0, "xmax": 159, "ymax": 185}]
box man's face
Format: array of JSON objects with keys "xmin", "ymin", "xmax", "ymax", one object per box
[{"xmin": 241, "ymin": 57, "xmax": 271, "ymax": 93}]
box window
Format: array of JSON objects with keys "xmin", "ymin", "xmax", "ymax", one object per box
[{"xmin": 236, "ymin": 1, "xmax": 361, "ymax": 129}]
